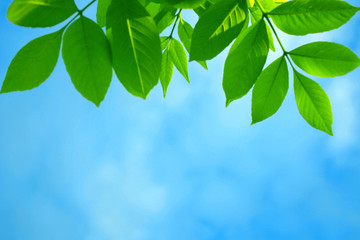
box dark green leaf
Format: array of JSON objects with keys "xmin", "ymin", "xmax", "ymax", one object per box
[
  {"xmin": 251, "ymin": 56, "xmax": 288, "ymax": 124},
  {"xmin": 97, "ymin": 0, "xmax": 111, "ymax": 28},
  {"xmin": 289, "ymin": 42, "xmax": 360, "ymax": 78},
  {"xmin": 223, "ymin": 19, "xmax": 269, "ymax": 106},
  {"xmin": 193, "ymin": 0, "xmax": 218, "ymax": 17},
  {"xmin": 106, "ymin": 0, "xmax": 162, "ymax": 99},
  {"xmin": 190, "ymin": 0, "xmax": 248, "ymax": 61},
  {"xmin": 164, "ymin": 0, "xmax": 206, "ymax": 8},
  {"xmin": 7, "ymin": 0, "xmax": 77, "ymax": 27},
  {"xmin": 62, "ymin": 16, "xmax": 112, "ymax": 107},
  {"xmin": 269, "ymin": 0, "xmax": 360, "ymax": 35},
  {"xmin": 294, "ymin": 70, "xmax": 333, "ymax": 135},
  {"xmin": 1, "ymin": 29, "xmax": 63, "ymax": 93}
]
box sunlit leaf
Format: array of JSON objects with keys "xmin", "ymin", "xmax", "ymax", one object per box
[
  {"xmin": 169, "ymin": 39, "xmax": 189, "ymax": 82},
  {"xmin": 289, "ymin": 42, "xmax": 360, "ymax": 78},
  {"xmin": 7, "ymin": 0, "xmax": 77, "ymax": 27},
  {"xmin": 294, "ymin": 70, "xmax": 333, "ymax": 135},
  {"xmin": 269, "ymin": 0, "xmax": 360, "ymax": 35}
]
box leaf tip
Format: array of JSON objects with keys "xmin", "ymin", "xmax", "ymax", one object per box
[
  {"xmin": 225, "ymin": 99, "xmax": 232, "ymax": 108},
  {"xmin": 327, "ymin": 127, "xmax": 334, "ymax": 136},
  {"xmin": 250, "ymin": 119, "xmax": 259, "ymax": 125}
]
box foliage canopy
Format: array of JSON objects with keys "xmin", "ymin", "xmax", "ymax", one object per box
[{"xmin": 2, "ymin": 0, "xmax": 360, "ymax": 135}]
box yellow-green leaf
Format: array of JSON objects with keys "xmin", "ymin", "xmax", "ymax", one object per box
[
  {"xmin": 7, "ymin": 0, "xmax": 77, "ymax": 27},
  {"xmin": 294, "ymin": 70, "xmax": 333, "ymax": 135},
  {"xmin": 269, "ymin": 0, "xmax": 360, "ymax": 36},
  {"xmin": 289, "ymin": 42, "xmax": 360, "ymax": 78}
]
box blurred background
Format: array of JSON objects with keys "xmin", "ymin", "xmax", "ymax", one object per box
[{"xmin": 0, "ymin": 0, "xmax": 359, "ymax": 239}]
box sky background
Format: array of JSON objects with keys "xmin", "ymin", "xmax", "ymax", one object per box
[{"xmin": 1, "ymin": 0, "xmax": 360, "ymax": 239}]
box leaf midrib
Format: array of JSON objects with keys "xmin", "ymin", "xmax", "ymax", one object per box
[
  {"xmin": 210, "ymin": 4, "xmax": 240, "ymax": 39},
  {"xmin": 126, "ymin": 18, "xmax": 145, "ymax": 95},
  {"xmin": 259, "ymin": 57, "xmax": 285, "ymax": 115}
]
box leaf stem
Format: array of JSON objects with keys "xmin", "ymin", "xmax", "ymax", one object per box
[
  {"xmin": 254, "ymin": 1, "xmax": 295, "ymax": 66},
  {"xmin": 62, "ymin": 0, "xmax": 97, "ymax": 30},
  {"xmin": 78, "ymin": 0, "xmax": 97, "ymax": 15},
  {"xmin": 169, "ymin": 9, "xmax": 182, "ymax": 39}
]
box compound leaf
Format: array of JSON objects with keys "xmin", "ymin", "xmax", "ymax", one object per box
[
  {"xmin": 1, "ymin": 29, "xmax": 63, "ymax": 93},
  {"xmin": 62, "ymin": 16, "xmax": 112, "ymax": 107}
]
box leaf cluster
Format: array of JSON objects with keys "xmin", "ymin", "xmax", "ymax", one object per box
[{"xmin": 2, "ymin": 0, "xmax": 360, "ymax": 135}]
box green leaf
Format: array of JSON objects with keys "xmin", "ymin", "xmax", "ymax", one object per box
[
  {"xmin": 223, "ymin": 19, "xmax": 269, "ymax": 106},
  {"xmin": 289, "ymin": 42, "xmax": 360, "ymax": 78},
  {"xmin": 1, "ymin": 29, "xmax": 63, "ymax": 93},
  {"xmin": 146, "ymin": 2, "xmax": 177, "ymax": 33},
  {"xmin": 7, "ymin": 0, "xmax": 77, "ymax": 27},
  {"xmin": 160, "ymin": 47, "xmax": 174, "ymax": 97},
  {"xmin": 178, "ymin": 18, "xmax": 208, "ymax": 69},
  {"xmin": 62, "ymin": 16, "xmax": 113, "ymax": 107},
  {"xmin": 190, "ymin": 0, "xmax": 248, "ymax": 61},
  {"xmin": 251, "ymin": 56, "xmax": 289, "ymax": 124},
  {"xmin": 161, "ymin": 37, "xmax": 170, "ymax": 51},
  {"xmin": 169, "ymin": 39, "xmax": 190, "ymax": 82},
  {"xmin": 164, "ymin": 0, "xmax": 206, "ymax": 8},
  {"xmin": 193, "ymin": 1, "xmax": 215, "ymax": 17},
  {"xmin": 97, "ymin": 0, "xmax": 111, "ymax": 28},
  {"xmin": 257, "ymin": 0, "xmax": 278, "ymax": 12},
  {"xmin": 294, "ymin": 70, "xmax": 333, "ymax": 135},
  {"xmin": 106, "ymin": 0, "xmax": 162, "ymax": 99},
  {"xmin": 250, "ymin": 5, "xmax": 275, "ymax": 52},
  {"xmin": 269, "ymin": 0, "xmax": 360, "ymax": 36},
  {"xmin": 247, "ymin": 0, "xmax": 255, "ymax": 8}
]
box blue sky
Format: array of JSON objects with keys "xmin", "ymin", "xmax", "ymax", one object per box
[{"xmin": 1, "ymin": 0, "xmax": 360, "ymax": 239}]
